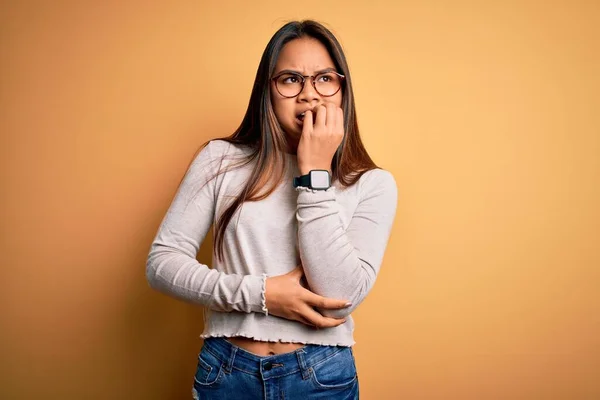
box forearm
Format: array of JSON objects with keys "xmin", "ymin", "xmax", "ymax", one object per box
[
  {"xmin": 146, "ymin": 244, "xmax": 268, "ymax": 314},
  {"xmin": 295, "ymin": 170, "xmax": 398, "ymax": 318},
  {"xmin": 296, "ymin": 188, "xmax": 375, "ymax": 318}
]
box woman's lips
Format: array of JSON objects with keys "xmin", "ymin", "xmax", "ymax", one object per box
[
  {"xmin": 295, "ymin": 111, "xmax": 306, "ymax": 126},
  {"xmin": 296, "ymin": 110, "xmax": 315, "ymax": 126}
]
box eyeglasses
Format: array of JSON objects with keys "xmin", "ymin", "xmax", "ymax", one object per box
[{"xmin": 271, "ymin": 70, "xmax": 345, "ymax": 98}]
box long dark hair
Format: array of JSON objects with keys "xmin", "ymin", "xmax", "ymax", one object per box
[{"xmin": 196, "ymin": 20, "xmax": 378, "ymax": 261}]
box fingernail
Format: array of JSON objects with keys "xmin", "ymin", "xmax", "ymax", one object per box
[{"xmin": 345, "ymin": 302, "xmax": 352, "ymax": 307}]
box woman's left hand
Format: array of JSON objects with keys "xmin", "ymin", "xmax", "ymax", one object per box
[{"xmin": 297, "ymin": 102, "xmax": 344, "ymax": 176}]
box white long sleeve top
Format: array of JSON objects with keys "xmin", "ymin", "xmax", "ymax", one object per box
[{"xmin": 146, "ymin": 139, "xmax": 398, "ymax": 346}]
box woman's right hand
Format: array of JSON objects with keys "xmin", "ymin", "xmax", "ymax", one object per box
[{"xmin": 265, "ymin": 266, "xmax": 351, "ymax": 328}]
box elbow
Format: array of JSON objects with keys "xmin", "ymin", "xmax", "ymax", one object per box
[
  {"xmin": 145, "ymin": 250, "xmax": 162, "ymax": 291},
  {"xmin": 315, "ymin": 261, "xmax": 376, "ymax": 319},
  {"xmin": 318, "ymin": 280, "xmax": 372, "ymax": 320},
  {"xmin": 145, "ymin": 242, "xmax": 183, "ymax": 291},
  {"xmin": 320, "ymin": 306, "xmax": 354, "ymax": 320},
  {"xmin": 145, "ymin": 260, "xmax": 157, "ymax": 290},
  {"xmin": 318, "ymin": 286, "xmax": 364, "ymax": 319}
]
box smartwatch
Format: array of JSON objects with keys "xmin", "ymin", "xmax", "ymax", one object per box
[{"xmin": 293, "ymin": 170, "xmax": 331, "ymax": 190}]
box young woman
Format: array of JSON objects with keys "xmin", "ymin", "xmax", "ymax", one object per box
[{"xmin": 146, "ymin": 20, "xmax": 397, "ymax": 399}]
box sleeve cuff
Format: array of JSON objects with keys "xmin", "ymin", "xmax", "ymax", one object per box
[
  {"xmin": 240, "ymin": 274, "xmax": 269, "ymax": 315},
  {"xmin": 296, "ymin": 185, "xmax": 336, "ymax": 202},
  {"xmin": 260, "ymin": 273, "xmax": 269, "ymax": 317}
]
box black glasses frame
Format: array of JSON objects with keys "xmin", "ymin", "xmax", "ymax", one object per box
[{"xmin": 271, "ymin": 71, "xmax": 346, "ymax": 98}]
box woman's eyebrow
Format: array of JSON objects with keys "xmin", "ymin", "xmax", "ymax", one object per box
[{"xmin": 274, "ymin": 67, "xmax": 337, "ymax": 75}]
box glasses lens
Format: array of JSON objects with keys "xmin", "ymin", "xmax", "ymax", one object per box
[
  {"xmin": 314, "ymin": 72, "xmax": 342, "ymax": 97},
  {"xmin": 275, "ymin": 73, "xmax": 304, "ymax": 97}
]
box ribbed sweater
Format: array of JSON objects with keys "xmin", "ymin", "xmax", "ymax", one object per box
[{"xmin": 146, "ymin": 140, "xmax": 397, "ymax": 346}]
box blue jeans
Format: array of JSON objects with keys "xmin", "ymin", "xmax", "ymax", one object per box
[{"xmin": 192, "ymin": 337, "xmax": 359, "ymax": 399}]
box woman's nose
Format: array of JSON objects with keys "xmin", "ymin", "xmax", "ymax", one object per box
[{"xmin": 297, "ymin": 80, "xmax": 320, "ymax": 103}]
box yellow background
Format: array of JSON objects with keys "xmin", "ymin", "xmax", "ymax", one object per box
[{"xmin": 1, "ymin": 1, "xmax": 598, "ymax": 399}]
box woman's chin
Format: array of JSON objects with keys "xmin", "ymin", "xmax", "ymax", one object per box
[{"xmin": 283, "ymin": 124, "xmax": 302, "ymax": 138}]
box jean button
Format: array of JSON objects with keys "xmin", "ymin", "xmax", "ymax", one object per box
[{"xmin": 264, "ymin": 362, "xmax": 273, "ymax": 371}]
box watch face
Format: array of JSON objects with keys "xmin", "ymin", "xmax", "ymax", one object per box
[{"xmin": 310, "ymin": 170, "xmax": 330, "ymax": 189}]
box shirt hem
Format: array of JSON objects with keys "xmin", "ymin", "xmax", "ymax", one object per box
[{"xmin": 199, "ymin": 331, "xmax": 356, "ymax": 347}]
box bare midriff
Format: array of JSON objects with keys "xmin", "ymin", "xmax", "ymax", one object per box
[{"xmin": 226, "ymin": 336, "xmax": 306, "ymax": 356}]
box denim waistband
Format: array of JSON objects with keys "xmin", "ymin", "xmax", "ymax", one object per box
[{"xmin": 202, "ymin": 337, "xmax": 352, "ymax": 380}]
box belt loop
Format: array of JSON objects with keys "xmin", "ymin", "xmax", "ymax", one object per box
[
  {"xmin": 223, "ymin": 340, "xmax": 237, "ymax": 374},
  {"xmin": 295, "ymin": 348, "xmax": 310, "ymax": 380}
]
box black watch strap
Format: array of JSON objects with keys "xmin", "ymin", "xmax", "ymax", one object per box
[{"xmin": 293, "ymin": 174, "xmax": 311, "ymax": 188}]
